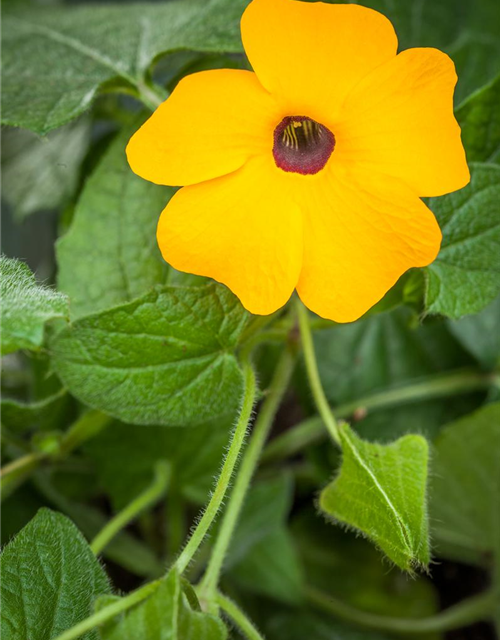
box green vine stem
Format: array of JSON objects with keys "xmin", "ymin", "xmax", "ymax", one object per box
[
  {"xmin": 295, "ymin": 298, "xmax": 341, "ymax": 446},
  {"xmin": 306, "ymin": 585, "xmax": 496, "ymax": 634},
  {"xmin": 198, "ymin": 347, "xmax": 296, "ymax": 606},
  {"xmin": 175, "ymin": 357, "xmax": 257, "ymax": 574},
  {"xmin": 90, "ymin": 461, "xmax": 171, "ymax": 556},
  {"xmin": 51, "ymin": 580, "xmax": 161, "ymax": 640},
  {"xmin": 262, "ymin": 368, "xmax": 498, "ymax": 464},
  {"xmin": 216, "ymin": 592, "xmax": 265, "ymax": 640}
]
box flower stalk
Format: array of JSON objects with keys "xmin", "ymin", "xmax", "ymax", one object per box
[{"xmin": 295, "ymin": 298, "xmax": 341, "ymax": 446}]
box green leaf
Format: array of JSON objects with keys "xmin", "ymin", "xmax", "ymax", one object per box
[
  {"xmin": 84, "ymin": 419, "xmax": 233, "ymax": 510},
  {"xmin": 1, "ymin": 119, "xmax": 90, "ymax": 220},
  {"xmin": 314, "ymin": 306, "xmax": 476, "ymax": 441},
  {"xmin": 456, "ymin": 75, "xmax": 500, "ymax": 164},
  {"xmin": 2, "ymin": 0, "xmax": 248, "ymax": 134},
  {"xmin": 50, "ymin": 283, "xmax": 248, "ymax": 426},
  {"xmin": 99, "ymin": 569, "xmax": 227, "ymax": 640},
  {"xmin": 429, "ymin": 402, "xmax": 500, "ymax": 566},
  {"xmin": 448, "ymin": 294, "xmax": 500, "ymax": 369},
  {"xmin": 225, "ymin": 474, "xmax": 303, "ymax": 604},
  {"xmin": 57, "ymin": 121, "xmax": 174, "ymax": 318},
  {"xmin": 0, "ymin": 256, "xmax": 69, "ymax": 355},
  {"xmin": 426, "ymin": 163, "xmax": 500, "ymax": 318},
  {"xmin": 1, "ymin": 508, "xmax": 111, "ymax": 640},
  {"xmin": 1, "ymin": 389, "xmax": 70, "ymax": 434},
  {"xmin": 320, "ymin": 425, "xmax": 430, "ymax": 571}
]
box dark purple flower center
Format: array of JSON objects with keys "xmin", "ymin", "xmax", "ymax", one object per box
[{"xmin": 273, "ymin": 116, "xmax": 335, "ymax": 175}]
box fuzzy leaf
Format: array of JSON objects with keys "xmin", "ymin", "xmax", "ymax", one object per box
[
  {"xmin": 0, "ymin": 256, "xmax": 69, "ymax": 355},
  {"xmin": 0, "ymin": 508, "xmax": 111, "ymax": 640},
  {"xmin": 430, "ymin": 403, "xmax": 500, "ymax": 565},
  {"xmin": 456, "ymin": 75, "xmax": 500, "ymax": 164},
  {"xmin": 50, "ymin": 284, "xmax": 248, "ymax": 426},
  {"xmin": 426, "ymin": 163, "xmax": 500, "ymax": 318},
  {"xmin": 320, "ymin": 425, "xmax": 430, "ymax": 571},
  {"xmin": 2, "ymin": 0, "xmax": 248, "ymax": 134},
  {"xmin": 57, "ymin": 121, "xmax": 173, "ymax": 318},
  {"xmin": 99, "ymin": 569, "xmax": 227, "ymax": 640}
]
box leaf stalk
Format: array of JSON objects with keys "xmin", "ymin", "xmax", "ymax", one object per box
[
  {"xmin": 174, "ymin": 356, "xmax": 257, "ymax": 573},
  {"xmin": 198, "ymin": 347, "xmax": 296, "ymax": 606}
]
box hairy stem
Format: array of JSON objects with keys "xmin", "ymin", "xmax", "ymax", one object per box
[
  {"xmin": 216, "ymin": 592, "xmax": 265, "ymax": 640},
  {"xmin": 91, "ymin": 461, "xmax": 170, "ymax": 556},
  {"xmin": 199, "ymin": 347, "xmax": 295, "ymax": 604},
  {"xmin": 306, "ymin": 586, "xmax": 496, "ymax": 634},
  {"xmin": 175, "ymin": 358, "xmax": 257, "ymax": 574},
  {"xmin": 295, "ymin": 299, "xmax": 341, "ymax": 445},
  {"xmin": 262, "ymin": 368, "xmax": 497, "ymax": 463}
]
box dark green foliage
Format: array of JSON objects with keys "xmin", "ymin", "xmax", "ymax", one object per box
[
  {"xmin": 426, "ymin": 164, "xmax": 500, "ymax": 318},
  {"xmin": 50, "ymin": 284, "xmax": 248, "ymax": 426}
]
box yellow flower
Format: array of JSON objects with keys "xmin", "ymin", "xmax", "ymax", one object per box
[{"xmin": 127, "ymin": 0, "xmax": 469, "ymax": 322}]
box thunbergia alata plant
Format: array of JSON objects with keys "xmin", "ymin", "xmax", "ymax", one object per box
[{"xmin": 1, "ymin": 0, "xmax": 499, "ymax": 639}]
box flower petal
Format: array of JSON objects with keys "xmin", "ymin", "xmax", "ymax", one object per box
[
  {"xmin": 157, "ymin": 156, "xmax": 302, "ymax": 315},
  {"xmin": 127, "ymin": 69, "xmax": 281, "ymax": 187},
  {"xmin": 338, "ymin": 48, "xmax": 469, "ymax": 197},
  {"xmin": 296, "ymin": 166, "xmax": 441, "ymax": 323},
  {"xmin": 241, "ymin": 0, "xmax": 397, "ymax": 123}
]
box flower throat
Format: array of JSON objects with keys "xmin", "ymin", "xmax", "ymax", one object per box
[{"xmin": 273, "ymin": 116, "xmax": 335, "ymax": 175}]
